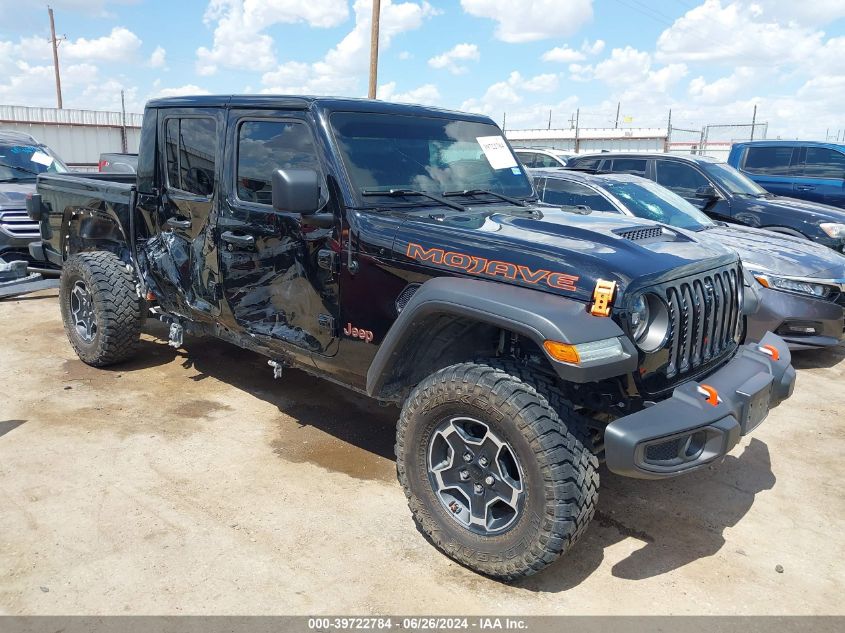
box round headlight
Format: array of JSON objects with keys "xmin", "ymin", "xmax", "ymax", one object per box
[
  {"xmin": 630, "ymin": 294, "xmax": 649, "ymax": 341},
  {"xmin": 630, "ymin": 293, "xmax": 670, "ymax": 353}
]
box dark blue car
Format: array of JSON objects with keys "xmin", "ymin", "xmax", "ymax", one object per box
[
  {"xmin": 567, "ymin": 152, "xmax": 845, "ymax": 253},
  {"xmin": 728, "ymin": 140, "xmax": 845, "ymax": 209}
]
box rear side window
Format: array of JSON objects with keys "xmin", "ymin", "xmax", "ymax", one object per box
[
  {"xmin": 541, "ymin": 179, "xmax": 616, "ymax": 212},
  {"xmin": 571, "ymin": 158, "xmax": 601, "ymax": 170},
  {"xmin": 802, "ymin": 147, "xmax": 845, "ymax": 178},
  {"xmin": 608, "ymin": 158, "xmax": 646, "ymax": 176},
  {"xmin": 534, "ymin": 153, "xmax": 561, "ymax": 168},
  {"xmin": 516, "ymin": 152, "xmax": 537, "ymax": 167},
  {"xmin": 742, "ymin": 146, "xmax": 795, "ymax": 175},
  {"xmin": 236, "ymin": 120, "xmax": 321, "ymax": 205},
  {"xmin": 655, "ymin": 161, "xmax": 710, "ymax": 196},
  {"xmin": 164, "ymin": 117, "xmax": 217, "ymax": 196}
]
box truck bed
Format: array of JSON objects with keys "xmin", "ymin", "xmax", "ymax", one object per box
[{"xmin": 36, "ymin": 173, "xmax": 136, "ymax": 265}]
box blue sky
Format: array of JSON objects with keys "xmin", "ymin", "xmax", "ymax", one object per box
[{"xmin": 1, "ymin": 1, "xmax": 844, "ymax": 138}]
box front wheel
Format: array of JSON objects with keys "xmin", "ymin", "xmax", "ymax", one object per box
[
  {"xmin": 60, "ymin": 251, "xmax": 143, "ymax": 366},
  {"xmin": 395, "ymin": 362, "xmax": 599, "ymax": 580}
]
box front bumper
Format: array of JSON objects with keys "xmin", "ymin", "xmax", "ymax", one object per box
[
  {"xmin": 604, "ymin": 331, "xmax": 795, "ymax": 479},
  {"xmin": 745, "ymin": 285, "xmax": 845, "ymax": 350}
]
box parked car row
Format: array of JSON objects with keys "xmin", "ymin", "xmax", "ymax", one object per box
[{"xmin": 532, "ymin": 168, "xmax": 845, "ymax": 350}]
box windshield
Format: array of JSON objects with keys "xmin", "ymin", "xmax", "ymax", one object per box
[
  {"xmin": 602, "ymin": 179, "xmax": 715, "ymax": 230},
  {"xmin": 330, "ymin": 112, "xmax": 534, "ymax": 203},
  {"xmin": 0, "ymin": 143, "xmax": 68, "ymax": 181},
  {"xmin": 701, "ymin": 162, "xmax": 768, "ymax": 196}
]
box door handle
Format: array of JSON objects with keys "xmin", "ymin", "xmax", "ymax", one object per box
[
  {"xmin": 221, "ymin": 231, "xmax": 255, "ymax": 249},
  {"xmin": 165, "ymin": 217, "xmax": 192, "ymax": 230},
  {"xmin": 795, "ymin": 185, "xmax": 815, "ymax": 191}
]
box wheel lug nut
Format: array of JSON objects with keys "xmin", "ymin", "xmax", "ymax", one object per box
[
  {"xmin": 462, "ymin": 451, "xmax": 473, "ymax": 463},
  {"xmin": 473, "ymin": 483, "xmax": 483, "ymax": 494},
  {"xmin": 485, "ymin": 475, "xmax": 495, "ymax": 486},
  {"xmin": 478, "ymin": 456, "xmax": 488, "ymax": 467},
  {"xmin": 459, "ymin": 470, "xmax": 469, "ymax": 481}
]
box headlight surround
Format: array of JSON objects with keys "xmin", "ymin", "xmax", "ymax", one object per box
[
  {"xmin": 753, "ymin": 272, "xmax": 834, "ymax": 299},
  {"xmin": 629, "ymin": 292, "xmax": 670, "ymax": 353},
  {"xmin": 820, "ymin": 223, "xmax": 845, "ymax": 239}
]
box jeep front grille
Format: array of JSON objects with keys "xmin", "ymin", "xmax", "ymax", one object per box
[
  {"xmin": 0, "ymin": 210, "xmax": 40, "ymax": 239},
  {"xmin": 663, "ymin": 265, "xmax": 741, "ymax": 380}
]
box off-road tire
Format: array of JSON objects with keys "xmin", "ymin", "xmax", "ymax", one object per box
[
  {"xmin": 60, "ymin": 251, "xmax": 143, "ymax": 366},
  {"xmin": 395, "ymin": 362, "xmax": 599, "ymax": 580}
]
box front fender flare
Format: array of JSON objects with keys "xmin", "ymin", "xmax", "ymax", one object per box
[{"xmin": 366, "ymin": 276, "xmax": 638, "ymax": 397}]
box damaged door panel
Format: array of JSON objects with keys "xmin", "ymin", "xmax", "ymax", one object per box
[{"xmin": 218, "ymin": 111, "xmax": 340, "ymax": 354}]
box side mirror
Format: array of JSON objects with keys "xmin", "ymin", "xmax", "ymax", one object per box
[
  {"xmin": 271, "ymin": 168, "xmax": 320, "ymax": 215},
  {"xmin": 695, "ymin": 185, "xmax": 719, "ymax": 199}
]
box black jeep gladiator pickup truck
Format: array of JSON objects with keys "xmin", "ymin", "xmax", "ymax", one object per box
[{"xmin": 27, "ymin": 95, "xmax": 796, "ymax": 580}]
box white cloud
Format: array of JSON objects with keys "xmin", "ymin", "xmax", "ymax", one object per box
[
  {"xmin": 460, "ymin": 0, "xmax": 593, "ymax": 43},
  {"xmin": 378, "ymin": 81, "xmax": 441, "ymax": 104},
  {"xmin": 541, "ymin": 47, "xmax": 585, "ymax": 63},
  {"xmin": 688, "ymin": 67, "xmax": 757, "ymax": 104},
  {"xmin": 153, "ymin": 84, "xmax": 212, "ymax": 98},
  {"xmin": 428, "ymin": 43, "xmax": 479, "ymax": 75},
  {"xmin": 64, "ymin": 27, "xmax": 143, "ymax": 63},
  {"xmin": 261, "ymin": 0, "xmax": 436, "ymax": 95},
  {"xmin": 196, "ymin": 0, "xmax": 350, "ymax": 75},
  {"xmin": 149, "ymin": 46, "xmax": 166, "ymax": 68},
  {"xmin": 656, "ymin": 0, "xmax": 823, "ymax": 65},
  {"xmin": 542, "ymin": 39, "xmax": 604, "ymax": 63},
  {"xmin": 398, "ymin": 50, "xmax": 412, "ymax": 60},
  {"xmin": 592, "ymin": 46, "xmax": 651, "ymax": 84},
  {"xmin": 460, "ymin": 71, "xmax": 569, "ymax": 126},
  {"xmin": 522, "ymin": 73, "xmax": 559, "ymax": 92}
]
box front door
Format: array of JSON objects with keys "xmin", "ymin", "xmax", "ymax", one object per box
[{"xmin": 217, "ymin": 110, "xmax": 340, "ymax": 356}]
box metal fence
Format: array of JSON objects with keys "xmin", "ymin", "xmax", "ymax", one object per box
[
  {"xmin": 0, "ymin": 105, "xmax": 142, "ymax": 169},
  {"xmin": 668, "ymin": 122, "xmax": 768, "ymax": 161}
]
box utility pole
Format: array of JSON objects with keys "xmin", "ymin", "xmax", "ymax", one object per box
[
  {"xmin": 120, "ymin": 90, "xmax": 128, "ymax": 152},
  {"xmin": 614, "ymin": 101, "xmax": 620, "ymax": 129},
  {"xmin": 48, "ymin": 6, "xmax": 63, "ymax": 109},
  {"xmin": 665, "ymin": 109, "xmax": 672, "ymax": 153},
  {"xmin": 502, "ymin": 112, "xmax": 506, "ymax": 132},
  {"xmin": 367, "ymin": 0, "xmax": 381, "ymax": 99},
  {"xmin": 574, "ymin": 108, "xmax": 580, "ymax": 153},
  {"xmin": 548, "ymin": 109, "xmax": 552, "ymax": 130},
  {"xmin": 750, "ymin": 104, "xmax": 757, "ymax": 141}
]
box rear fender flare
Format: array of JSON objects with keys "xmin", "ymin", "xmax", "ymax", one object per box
[
  {"xmin": 63, "ymin": 204, "xmax": 130, "ymax": 261},
  {"xmin": 366, "ymin": 276, "xmax": 638, "ymax": 398}
]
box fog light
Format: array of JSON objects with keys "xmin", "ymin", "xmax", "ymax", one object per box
[{"xmin": 777, "ymin": 322, "xmax": 820, "ymax": 336}]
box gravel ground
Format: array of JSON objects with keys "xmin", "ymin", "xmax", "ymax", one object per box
[{"xmin": 1, "ymin": 290, "xmax": 843, "ymax": 615}]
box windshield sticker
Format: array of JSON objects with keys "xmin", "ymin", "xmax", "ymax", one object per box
[
  {"xmin": 476, "ymin": 136, "xmax": 518, "ymax": 170},
  {"xmin": 511, "ymin": 167, "xmax": 521, "ymax": 175},
  {"xmin": 30, "ymin": 151, "xmax": 54, "ymax": 167},
  {"xmin": 407, "ymin": 242, "xmax": 579, "ymax": 292}
]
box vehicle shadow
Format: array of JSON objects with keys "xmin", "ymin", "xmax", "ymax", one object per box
[
  {"xmin": 124, "ymin": 325, "xmax": 398, "ymax": 461},
  {"xmin": 791, "ymin": 345, "xmax": 845, "ymax": 370},
  {"xmin": 121, "ymin": 325, "xmax": 776, "ymax": 589},
  {"xmin": 517, "ymin": 437, "xmax": 776, "ymax": 592}
]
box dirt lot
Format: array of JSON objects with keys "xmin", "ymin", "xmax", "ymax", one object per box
[{"xmin": 1, "ymin": 290, "xmax": 844, "ymax": 615}]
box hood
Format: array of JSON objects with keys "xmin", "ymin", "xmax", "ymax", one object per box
[
  {"xmin": 703, "ymin": 224, "xmax": 845, "ymax": 278},
  {"xmin": 0, "ymin": 182, "xmax": 35, "ymax": 210},
  {"xmin": 746, "ymin": 195, "xmax": 845, "ymax": 224},
  {"xmin": 392, "ymin": 203, "xmax": 739, "ymax": 303}
]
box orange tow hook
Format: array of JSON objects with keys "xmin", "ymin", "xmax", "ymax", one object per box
[
  {"xmin": 758, "ymin": 344, "xmax": 780, "ymax": 361},
  {"xmin": 697, "ymin": 384, "xmax": 721, "ymax": 406}
]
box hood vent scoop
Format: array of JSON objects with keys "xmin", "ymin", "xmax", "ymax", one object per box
[{"xmin": 615, "ymin": 226, "xmax": 667, "ymax": 242}]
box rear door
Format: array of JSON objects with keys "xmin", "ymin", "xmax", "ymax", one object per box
[
  {"xmin": 151, "ymin": 109, "xmax": 222, "ymax": 316},
  {"xmin": 795, "ymin": 146, "xmax": 845, "ymax": 208},
  {"xmin": 738, "ymin": 145, "xmax": 797, "ymax": 196},
  {"xmin": 217, "ymin": 109, "xmax": 340, "ymax": 356}
]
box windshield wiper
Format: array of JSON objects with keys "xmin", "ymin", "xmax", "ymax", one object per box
[
  {"xmin": 361, "ymin": 188, "xmax": 466, "ymax": 212},
  {"xmin": 0, "ymin": 163, "xmax": 40, "ymax": 177},
  {"xmin": 442, "ymin": 189, "xmax": 528, "ymax": 207}
]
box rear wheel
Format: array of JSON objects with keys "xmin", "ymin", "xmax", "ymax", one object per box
[
  {"xmin": 60, "ymin": 251, "xmax": 143, "ymax": 366},
  {"xmin": 396, "ymin": 362, "xmax": 599, "ymax": 580}
]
